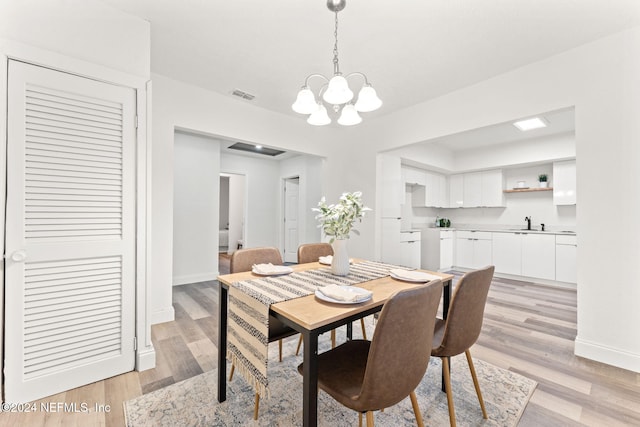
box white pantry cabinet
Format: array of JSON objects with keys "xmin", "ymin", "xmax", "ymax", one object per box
[
  {"xmin": 522, "ymin": 233, "xmax": 556, "ymax": 280},
  {"xmin": 379, "ymin": 154, "xmax": 403, "ymax": 218},
  {"xmin": 455, "ymin": 231, "xmax": 492, "ymax": 269},
  {"xmin": 553, "ymin": 160, "xmax": 576, "ymax": 205},
  {"xmin": 381, "ymin": 217, "xmax": 402, "ymax": 264},
  {"xmin": 556, "ymin": 235, "xmax": 577, "ymax": 283}
]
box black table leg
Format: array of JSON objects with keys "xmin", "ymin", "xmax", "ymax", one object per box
[
  {"xmin": 302, "ymin": 329, "xmax": 319, "ymax": 427},
  {"xmin": 217, "ymin": 284, "xmax": 228, "ymax": 402},
  {"xmin": 346, "ymin": 322, "xmax": 353, "ymax": 340}
]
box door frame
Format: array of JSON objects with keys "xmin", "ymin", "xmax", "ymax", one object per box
[{"xmin": 0, "ymin": 43, "xmax": 155, "ymax": 400}]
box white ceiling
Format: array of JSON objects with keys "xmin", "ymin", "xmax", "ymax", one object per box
[
  {"xmin": 102, "ymin": 0, "xmax": 640, "ymax": 121},
  {"xmin": 100, "ymin": 0, "xmax": 637, "ymax": 155}
]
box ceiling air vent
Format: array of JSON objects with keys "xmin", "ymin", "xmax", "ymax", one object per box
[
  {"xmin": 228, "ymin": 142, "xmax": 284, "ymax": 157},
  {"xmin": 231, "ymin": 89, "xmax": 256, "ymax": 101}
]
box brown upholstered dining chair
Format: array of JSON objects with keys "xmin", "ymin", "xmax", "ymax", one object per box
[
  {"xmin": 431, "ymin": 265, "xmax": 495, "ymax": 427},
  {"xmin": 227, "ymin": 246, "xmax": 299, "ymax": 419},
  {"xmin": 298, "ymin": 280, "xmax": 443, "ymax": 427},
  {"xmin": 295, "ymin": 243, "xmax": 369, "ymax": 355}
]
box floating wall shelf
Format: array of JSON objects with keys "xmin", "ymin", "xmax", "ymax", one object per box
[{"xmin": 503, "ymin": 187, "xmax": 553, "ymax": 193}]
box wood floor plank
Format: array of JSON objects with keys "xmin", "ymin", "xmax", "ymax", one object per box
[{"xmin": 2, "ymin": 264, "xmax": 640, "ymax": 426}]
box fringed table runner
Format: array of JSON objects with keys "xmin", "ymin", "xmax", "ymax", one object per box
[{"xmin": 227, "ymin": 260, "xmax": 403, "ymax": 398}]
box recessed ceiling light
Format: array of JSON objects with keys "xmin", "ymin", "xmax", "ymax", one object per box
[
  {"xmin": 513, "ymin": 117, "xmax": 547, "ymax": 131},
  {"xmin": 255, "ymin": 145, "xmax": 262, "ymax": 149}
]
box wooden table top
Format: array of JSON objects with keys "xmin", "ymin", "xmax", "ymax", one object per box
[{"xmin": 217, "ymin": 261, "xmax": 454, "ymax": 332}]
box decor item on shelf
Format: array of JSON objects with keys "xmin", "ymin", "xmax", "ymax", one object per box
[
  {"xmin": 538, "ymin": 174, "xmax": 548, "ymax": 188},
  {"xmin": 313, "ymin": 191, "xmax": 371, "ymax": 275},
  {"xmin": 291, "ymin": 0, "xmax": 382, "ymax": 126},
  {"xmin": 517, "ymin": 180, "xmax": 527, "ymax": 189}
]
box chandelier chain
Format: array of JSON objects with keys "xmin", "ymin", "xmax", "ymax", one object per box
[{"xmin": 332, "ymin": 11, "xmax": 340, "ymax": 75}]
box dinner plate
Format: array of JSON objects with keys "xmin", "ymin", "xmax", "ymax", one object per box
[
  {"xmin": 389, "ymin": 269, "xmax": 440, "ymax": 283},
  {"xmin": 314, "ymin": 286, "xmax": 372, "ymax": 304},
  {"xmin": 251, "ymin": 266, "xmax": 293, "ymax": 276}
]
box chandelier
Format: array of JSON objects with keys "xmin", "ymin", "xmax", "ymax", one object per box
[{"xmin": 291, "ymin": 0, "xmax": 382, "ymax": 126}]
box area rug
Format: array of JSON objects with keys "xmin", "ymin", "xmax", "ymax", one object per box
[{"xmin": 125, "ymin": 336, "xmax": 536, "ymax": 427}]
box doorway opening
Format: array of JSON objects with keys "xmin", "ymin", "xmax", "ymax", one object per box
[
  {"xmin": 283, "ymin": 176, "xmax": 300, "ymax": 263},
  {"xmin": 220, "ymin": 173, "xmax": 246, "ymax": 255}
]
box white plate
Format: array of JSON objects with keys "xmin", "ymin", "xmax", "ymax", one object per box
[
  {"xmin": 251, "ymin": 266, "xmax": 293, "ymax": 276},
  {"xmin": 318, "ymin": 256, "xmax": 354, "ymax": 266},
  {"xmin": 389, "ymin": 270, "xmax": 439, "ymax": 283},
  {"xmin": 315, "ymin": 286, "xmax": 372, "ymax": 304}
]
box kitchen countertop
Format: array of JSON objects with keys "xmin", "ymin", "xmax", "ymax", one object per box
[{"xmin": 423, "ymin": 226, "xmax": 576, "ymax": 236}]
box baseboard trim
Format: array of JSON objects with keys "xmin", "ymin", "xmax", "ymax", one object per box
[
  {"xmin": 136, "ymin": 345, "xmax": 156, "ymax": 371},
  {"xmin": 151, "ymin": 306, "xmax": 175, "ymax": 325},
  {"xmin": 172, "ymin": 272, "xmax": 218, "ymax": 286},
  {"xmin": 575, "ymin": 336, "xmax": 640, "ymax": 373}
]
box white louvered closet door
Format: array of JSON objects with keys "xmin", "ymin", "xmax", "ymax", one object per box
[{"xmin": 4, "ymin": 61, "xmax": 136, "ymax": 402}]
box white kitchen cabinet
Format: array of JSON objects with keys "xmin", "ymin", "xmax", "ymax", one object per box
[
  {"xmin": 553, "ymin": 160, "xmax": 576, "ymax": 205},
  {"xmin": 411, "ymin": 171, "xmax": 447, "ymax": 208},
  {"xmin": 463, "ymin": 172, "xmax": 482, "ymax": 207},
  {"xmin": 449, "ymin": 174, "xmax": 464, "ymax": 208},
  {"xmin": 400, "ymin": 240, "xmax": 421, "ymax": 269},
  {"xmin": 422, "ymin": 228, "xmax": 453, "ymax": 271},
  {"xmin": 481, "ymin": 169, "xmax": 505, "ymax": 207},
  {"xmin": 455, "ymin": 231, "xmax": 492, "ymax": 269},
  {"xmin": 556, "ymin": 235, "xmax": 577, "ymax": 283},
  {"xmin": 522, "ymin": 233, "xmax": 556, "ymax": 280},
  {"xmin": 459, "ymin": 170, "xmax": 504, "ymax": 208},
  {"xmin": 402, "ymin": 166, "xmax": 426, "ymax": 186},
  {"xmin": 492, "ymin": 232, "xmax": 522, "ymax": 275},
  {"xmin": 379, "ymin": 154, "xmax": 403, "ymax": 218}
]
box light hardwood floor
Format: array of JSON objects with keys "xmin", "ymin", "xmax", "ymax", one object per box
[{"xmin": 2, "ymin": 263, "xmax": 640, "ymax": 426}]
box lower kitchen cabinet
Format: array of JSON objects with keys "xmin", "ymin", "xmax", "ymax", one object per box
[
  {"xmin": 492, "ymin": 232, "xmax": 522, "ymax": 275},
  {"xmin": 422, "ymin": 228, "xmax": 453, "ymax": 271},
  {"xmin": 556, "ymin": 235, "xmax": 577, "ymax": 283},
  {"xmin": 400, "ymin": 240, "xmax": 421, "ymax": 269},
  {"xmin": 455, "ymin": 231, "xmax": 492, "ymax": 269},
  {"xmin": 522, "ymin": 233, "xmax": 556, "ymax": 280}
]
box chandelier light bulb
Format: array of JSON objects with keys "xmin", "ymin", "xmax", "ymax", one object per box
[
  {"xmin": 307, "ymin": 104, "xmax": 331, "ymax": 126},
  {"xmin": 337, "ymin": 104, "xmax": 362, "ymax": 126},
  {"xmin": 292, "ymin": 87, "xmax": 318, "ymax": 114},
  {"xmin": 322, "ymin": 74, "xmax": 354, "ymax": 105},
  {"xmin": 354, "ymin": 84, "xmax": 382, "ymax": 112}
]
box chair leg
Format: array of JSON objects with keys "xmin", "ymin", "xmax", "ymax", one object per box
[
  {"xmin": 358, "ymin": 412, "xmax": 363, "ymax": 427},
  {"xmin": 465, "ymin": 349, "xmax": 488, "ymax": 419},
  {"xmin": 410, "ymin": 390, "xmax": 425, "ymax": 427},
  {"xmin": 331, "ymin": 329, "xmax": 336, "ymax": 348},
  {"xmin": 254, "ymin": 393, "xmax": 260, "ymax": 420},
  {"xmin": 296, "ymin": 334, "xmax": 303, "ymax": 355},
  {"xmin": 229, "ymin": 363, "xmax": 235, "ymax": 381},
  {"xmin": 442, "ymin": 357, "xmax": 457, "ymax": 427},
  {"xmin": 279, "ymin": 339, "xmax": 283, "ymax": 362},
  {"xmin": 360, "ymin": 317, "xmax": 367, "ymax": 340},
  {"xmin": 366, "ymin": 411, "xmax": 375, "ymax": 427}
]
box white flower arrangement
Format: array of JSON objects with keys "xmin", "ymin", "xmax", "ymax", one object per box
[{"xmin": 313, "ymin": 191, "xmax": 372, "ymax": 242}]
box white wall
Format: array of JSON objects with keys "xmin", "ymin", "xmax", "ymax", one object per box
[
  {"xmin": 173, "ymin": 132, "xmax": 220, "ymax": 285},
  {"xmin": 358, "ymin": 27, "xmax": 640, "ymax": 372}
]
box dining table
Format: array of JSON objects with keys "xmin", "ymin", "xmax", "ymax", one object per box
[{"xmin": 217, "ymin": 260, "xmax": 454, "ymax": 427}]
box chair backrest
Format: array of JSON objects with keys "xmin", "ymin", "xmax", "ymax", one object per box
[
  {"xmin": 297, "ymin": 243, "xmax": 333, "ymax": 264},
  {"xmin": 433, "ymin": 265, "xmax": 495, "ymax": 357},
  {"xmin": 230, "ymin": 247, "xmax": 283, "ymax": 273},
  {"xmin": 356, "ymin": 280, "xmax": 443, "ymax": 409}
]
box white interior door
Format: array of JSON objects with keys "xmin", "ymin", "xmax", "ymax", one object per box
[
  {"xmin": 283, "ymin": 177, "xmax": 299, "ymax": 263},
  {"xmin": 4, "ymin": 61, "xmax": 136, "ymax": 402}
]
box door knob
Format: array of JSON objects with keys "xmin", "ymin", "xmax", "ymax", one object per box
[{"xmin": 11, "ymin": 250, "xmax": 27, "ymax": 262}]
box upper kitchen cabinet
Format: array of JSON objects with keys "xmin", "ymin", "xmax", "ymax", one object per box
[
  {"xmin": 402, "ymin": 166, "xmax": 426, "ymax": 186},
  {"xmin": 553, "ymin": 160, "xmax": 576, "ymax": 205},
  {"xmin": 449, "ymin": 174, "xmax": 464, "ymax": 208},
  {"xmin": 412, "ymin": 171, "xmax": 448, "ymax": 208},
  {"xmin": 379, "ymin": 154, "xmax": 403, "ymax": 218},
  {"xmin": 459, "ymin": 169, "xmax": 505, "ymax": 208}
]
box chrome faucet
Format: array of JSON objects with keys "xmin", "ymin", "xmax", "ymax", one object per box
[{"xmin": 525, "ymin": 216, "xmax": 532, "ymax": 230}]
